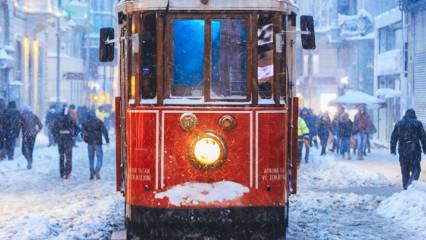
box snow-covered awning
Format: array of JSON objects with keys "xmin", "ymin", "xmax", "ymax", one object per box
[
  {"xmin": 0, "ymin": 48, "xmax": 14, "ymax": 69},
  {"xmin": 329, "ymin": 90, "xmax": 386, "ymax": 109},
  {"xmin": 0, "ymin": 48, "xmax": 14, "ymax": 61},
  {"xmin": 375, "ymin": 88, "xmax": 401, "ymax": 99}
]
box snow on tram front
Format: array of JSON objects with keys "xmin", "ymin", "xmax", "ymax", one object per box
[{"xmin": 99, "ymin": 0, "xmax": 315, "ymax": 239}]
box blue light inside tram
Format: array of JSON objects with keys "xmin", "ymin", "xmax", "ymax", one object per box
[{"xmin": 173, "ymin": 20, "xmax": 205, "ymax": 86}]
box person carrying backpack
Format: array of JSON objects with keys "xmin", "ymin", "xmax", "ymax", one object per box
[
  {"xmin": 82, "ymin": 111, "xmax": 109, "ymax": 180},
  {"xmin": 52, "ymin": 105, "xmax": 80, "ymax": 179}
]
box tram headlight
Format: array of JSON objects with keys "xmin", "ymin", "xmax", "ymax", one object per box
[
  {"xmin": 189, "ymin": 132, "xmax": 227, "ymax": 170},
  {"xmin": 194, "ymin": 138, "xmax": 221, "ymax": 164}
]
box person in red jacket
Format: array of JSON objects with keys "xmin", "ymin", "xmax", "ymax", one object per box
[{"xmin": 353, "ymin": 105, "xmax": 372, "ymax": 160}]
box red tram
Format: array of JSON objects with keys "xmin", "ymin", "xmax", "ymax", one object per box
[{"xmin": 99, "ymin": 0, "xmax": 315, "ymax": 239}]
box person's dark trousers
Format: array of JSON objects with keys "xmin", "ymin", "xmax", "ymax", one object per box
[
  {"xmin": 304, "ymin": 142, "xmax": 310, "ymax": 163},
  {"xmin": 58, "ymin": 143, "xmax": 73, "ymax": 178},
  {"xmin": 320, "ymin": 142, "xmax": 327, "ymax": 155},
  {"xmin": 22, "ymin": 135, "xmax": 36, "ymax": 169},
  {"xmin": 88, "ymin": 144, "xmax": 103, "ymax": 178},
  {"xmin": 5, "ymin": 137, "xmax": 16, "ymax": 160},
  {"xmin": 399, "ymin": 155, "xmax": 421, "ymax": 190},
  {"xmin": 297, "ymin": 140, "xmax": 304, "ymax": 165}
]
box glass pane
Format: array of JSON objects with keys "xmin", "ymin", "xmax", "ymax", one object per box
[
  {"xmin": 211, "ymin": 19, "xmax": 247, "ymax": 99},
  {"xmin": 171, "ymin": 20, "xmax": 205, "ymax": 97},
  {"xmin": 141, "ymin": 13, "xmax": 157, "ymax": 99},
  {"xmin": 258, "ymin": 14, "xmax": 274, "ymax": 99}
]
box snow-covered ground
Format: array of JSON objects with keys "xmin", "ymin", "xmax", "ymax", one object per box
[
  {"xmin": 0, "ymin": 134, "xmax": 123, "ymax": 240},
  {"xmin": 2, "ymin": 134, "xmax": 426, "ymax": 240},
  {"xmin": 290, "ymin": 147, "xmax": 426, "ymax": 239}
]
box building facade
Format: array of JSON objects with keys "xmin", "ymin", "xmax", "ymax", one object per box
[
  {"xmin": 400, "ymin": 0, "xmax": 426, "ymax": 123},
  {"xmin": 297, "ymin": 0, "xmax": 397, "ymax": 114},
  {"xmin": 374, "ymin": 8, "xmax": 403, "ymax": 143}
]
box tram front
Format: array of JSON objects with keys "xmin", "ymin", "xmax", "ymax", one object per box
[{"xmin": 100, "ymin": 0, "xmax": 315, "ymax": 239}]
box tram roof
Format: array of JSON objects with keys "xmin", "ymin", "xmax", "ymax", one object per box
[{"xmin": 117, "ymin": 0, "xmax": 298, "ymax": 14}]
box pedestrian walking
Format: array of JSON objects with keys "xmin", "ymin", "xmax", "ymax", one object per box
[
  {"xmin": 20, "ymin": 106, "xmax": 43, "ymax": 169},
  {"xmin": 52, "ymin": 106, "xmax": 80, "ymax": 179},
  {"xmin": 4, "ymin": 101, "xmax": 22, "ymax": 160},
  {"xmin": 390, "ymin": 109, "xmax": 426, "ymax": 190},
  {"xmin": 45, "ymin": 104, "xmax": 58, "ymax": 147},
  {"xmin": 300, "ymin": 108, "xmax": 316, "ymax": 163},
  {"xmin": 82, "ymin": 111, "xmax": 109, "ymax": 180},
  {"xmin": 329, "ymin": 106, "xmax": 345, "ymax": 153},
  {"xmin": 297, "ymin": 116, "xmax": 310, "ymax": 165},
  {"xmin": 353, "ymin": 105, "xmax": 372, "ymax": 160},
  {"xmin": 317, "ymin": 112, "xmax": 332, "ymax": 156},
  {"xmin": 68, "ymin": 104, "xmax": 79, "ymax": 147},
  {"xmin": 338, "ymin": 113, "xmax": 353, "ymax": 160}
]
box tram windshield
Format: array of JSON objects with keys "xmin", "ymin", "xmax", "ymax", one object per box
[
  {"xmin": 123, "ymin": 12, "xmax": 292, "ymax": 106},
  {"xmin": 169, "ymin": 18, "xmax": 249, "ymax": 100}
]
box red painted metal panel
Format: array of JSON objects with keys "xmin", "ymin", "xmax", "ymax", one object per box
[
  {"xmin": 123, "ymin": 106, "xmax": 290, "ymax": 208},
  {"xmin": 163, "ymin": 111, "xmax": 251, "ymax": 187},
  {"xmin": 126, "ymin": 111, "xmax": 157, "ymax": 205},
  {"xmin": 257, "ymin": 112, "xmax": 288, "ymax": 205}
]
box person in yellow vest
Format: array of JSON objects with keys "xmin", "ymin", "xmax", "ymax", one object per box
[
  {"xmin": 298, "ymin": 116, "xmax": 310, "ymax": 165},
  {"xmin": 95, "ymin": 106, "xmax": 110, "ymax": 123}
]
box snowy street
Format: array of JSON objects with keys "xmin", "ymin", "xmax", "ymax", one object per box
[
  {"xmin": 289, "ymin": 146, "xmax": 426, "ymax": 240},
  {"xmin": 1, "ymin": 134, "xmax": 426, "ymax": 239},
  {"xmin": 0, "ymin": 134, "xmax": 123, "ymax": 240}
]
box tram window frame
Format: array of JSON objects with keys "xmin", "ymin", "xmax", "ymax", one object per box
[
  {"xmin": 164, "ymin": 14, "xmax": 252, "ymax": 104},
  {"xmin": 140, "ymin": 13, "xmax": 157, "ymax": 102}
]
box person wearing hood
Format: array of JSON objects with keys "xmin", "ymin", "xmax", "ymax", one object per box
[
  {"xmin": 52, "ymin": 105, "xmax": 80, "ymax": 179},
  {"xmin": 4, "ymin": 101, "xmax": 22, "ymax": 160},
  {"xmin": 391, "ymin": 109, "xmax": 426, "ymax": 190},
  {"xmin": 82, "ymin": 111, "xmax": 109, "ymax": 180},
  {"xmin": 20, "ymin": 106, "xmax": 43, "ymax": 169}
]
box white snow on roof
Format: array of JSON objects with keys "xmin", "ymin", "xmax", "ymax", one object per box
[
  {"xmin": 377, "ymin": 181, "xmax": 426, "ymax": 233},
  {"xmin": 155, "ymin": 181, "xmax": 249, "ymax": 206}
]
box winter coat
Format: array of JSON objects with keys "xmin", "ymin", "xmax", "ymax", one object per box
[
  {"xmin": 300, "ymin": 110, "xmax": 317, "ymax": 136},
  {"xmin": 52, "ymin": 114, "xmax": 80, "ymax": 145},
  {"xmin": 82, "ymin": 116, "xmax": 109, "ymax": 145},
  {"xmin": 4, "ymin": 108, "xmax": 22, "ymax": 140},
  {"xmin": 317, "ymin": 117, "xmax": 331, "ymax": 141},
  {"xmin": 338, "ymin": 119, "xmax": 353, "ymax": 138},
  {"xmin": 45, "ymin": 109, "xmax": 58, "ymax": 130},
  {"xmin": 353, "ymin": 112, "xmax": 372, "ymax": 134},
  {"xmin": 21, "ymin": 111, "xmax": 43, "ymax": 139},
  {"xmin": 298, "ymin": 117, "xmax": 310, "ymax": 138},
  {"xmin": 390, "ymin": 109, "xmax": 426, "ymax": 158}
]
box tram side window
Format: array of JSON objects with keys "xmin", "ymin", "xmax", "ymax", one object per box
[
  {"xmin": 170, "ymin": 20, "xmax": 205, "ymax": 98},
  {"xmin": 141, "ymin": 13, "xmax": 157, "ymax": 99},
  {"xmin": 258, "ymin": 14, "xmax": 274, "ymax": 100},
  {"xmin": 211, "ymin": 19, "xmax": 248, "ymax": 100}
]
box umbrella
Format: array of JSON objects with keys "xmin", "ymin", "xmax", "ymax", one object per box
[{"xmin": 329, "ymin": 90, "xmax": 386, "ymax": 109}]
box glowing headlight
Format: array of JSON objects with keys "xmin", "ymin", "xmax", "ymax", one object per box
[
  {"xmin": 194, "ymin": 138, "xmax": 221, "ymax": 164},
  {"xmin": 189, "ymin": 132, "xmax": 227, "ymax": 170}
]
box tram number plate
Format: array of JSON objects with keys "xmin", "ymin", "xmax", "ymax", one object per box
[
  {"xmin": 261, "ymin": 168, "xmax": 285, "ymax": 181},
  {"xmin": 128, "ymin": 168, "xmax": 151, "ymax": 181}
]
